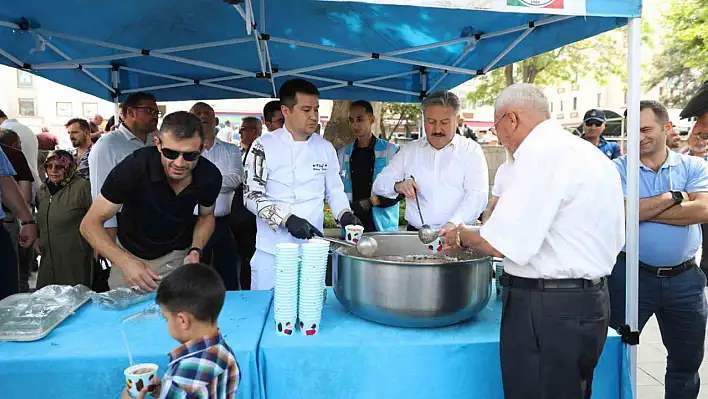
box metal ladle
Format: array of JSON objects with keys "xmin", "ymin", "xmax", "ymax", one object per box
[
  {"xmin": 410, "ymin": 176, "xmax": 438, "ymax": 244},
  {"xmin": 320, "ymin": 236, "xmax": 379, "ymax": 257}
]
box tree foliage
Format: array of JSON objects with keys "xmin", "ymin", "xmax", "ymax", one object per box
[
  {"xmin": 647, "ymin": 0, "xmax": 708, "ymax": 108},
  {"xmin": 379, "ymin": 102, "xmax": 420, "ymax": 140},
  {"xmin": 467, "ymin": 30, "xmax": 627, "ymax": 106}
]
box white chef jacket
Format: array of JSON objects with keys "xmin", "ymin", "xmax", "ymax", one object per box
[
  {"xmin": 372, "ymin": 134, "xmax": 489, "ymax": 229},
  {"xmin": 481, "ymin": 119, "xmax": 625, "ymax": 280},
  {"xmin": 89, "ymin": 124, "xmax": 153, "ymax": 228},
  {"xmin": 243, "ymin": 127, "xmax": 350, "ymax": 255},
  {"xmin": 0, "ymin": 119, "xmax": 40, "ymax": 191},
  {"xmin": 193, "ymin": 139, "xmax": 243, "ymax": 217}
]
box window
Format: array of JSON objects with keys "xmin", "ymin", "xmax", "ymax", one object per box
[
  {"xmin": 56, "ymin": 102, "xmax": 73, "ymax": 117},
  {"xmin": 597, "ymin": 93, "xmax": 602, "ymax": 107},
  {"xmin": 18, "ymin": 98, "xmax": 36, "ymax": 116},
  {"xmin": 572, "ymin": 97, "xmax": 578, "ymax": 111},
  {"xmin": 659, "ymin": 87, "xmax": 664, "ymax": 97},
  {"xmin": 557, "ymin": 88, "xmax": 566, "ymax": 94},
  {"xmin": 560, "ymin": 101, "xmax": 564, "ymax": 112},
  {"xmin": 624, "ymin": 91, "xmax": 628, "ymax": 104},
  {"xmin": 17, "ymin": 70, "xmax": 33, "ymax": 88},
  {"xmin": 82, "ymin": 103, "xmax": 98, "ymax": 119},
  {"xmin": 550, "ymin": 102, "xmax": 554, "ymax": 112},
  {"xmin": 571, "ymin": 84, "xmax": 580, "ymax": 91}
]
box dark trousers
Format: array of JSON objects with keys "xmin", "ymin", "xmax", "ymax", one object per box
[
  {"xmin": 700, "ymin": 223, "xmax": 708, "ymax": 283},
  {"xmin": 231, "ymin": 218, "xmax": 256, "ymax": 291},
  {"xmin": 203, "ymin": 216, "xmax": 241, "ymax": 291},
  {"xmin": 500, "ymin": 277, "xmax": 610, "ymax": 399},
  {"xmin": 0, "ymin": 226, "xmax": 19, "ymax": 300},
  {"xmin": 406, "ymin": 225, "xmax": 418, "ymax": 232},
  {"xmin": 608, "ymin": 256, "xmax": 707, "ymax": 399}
]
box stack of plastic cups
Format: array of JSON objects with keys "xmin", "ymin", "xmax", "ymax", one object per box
[
  {"xmin": 298, "ymin": 238, "xmax": 329, "ymax": 336},
  {"xmin": 274, "ymin": 243, "xmax": 299, "ymax": 336}
]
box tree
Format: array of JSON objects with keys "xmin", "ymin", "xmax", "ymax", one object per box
[
  {"xmin": 647, "ymin": 0, "xmax": 708, "ymax": 108},
  {"xmin": 467, "ymin": 31, "xmax": 627, "ymax": 106},
  {"xmin": 380, "ymin": 103, "xmax": 420, "ymax": 140}
]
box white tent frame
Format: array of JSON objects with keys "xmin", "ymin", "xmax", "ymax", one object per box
[{"xmin": 0, "ymin": 4, "xmax": 642, "ymax": 396}]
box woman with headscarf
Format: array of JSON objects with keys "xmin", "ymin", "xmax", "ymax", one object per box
[{"xmin": 35, "ymin": 150, "xmax": 93, "ymax": 288}]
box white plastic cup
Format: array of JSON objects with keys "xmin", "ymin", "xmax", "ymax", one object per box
[
  {"xmin": 124, "ymin": 363, "xmax": 159, "ymax": 397},
  {"xmin": 344, "ymin": 225, "xmax": 364, "ymax": 244},
  {"xmin": 426, "ymin": 237, "xmax": 444, "ymax": 254}
]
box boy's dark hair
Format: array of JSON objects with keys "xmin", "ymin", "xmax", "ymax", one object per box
[
  {"xmin": 0, "ymin": 109, "xmax": 6, "ymax": 118},
  {"xmin": 156, "ymin": 263, "xmax": 225, "ymax": 324},
  {"xmin": 279, "ymin": 79, "xmax": 319, "ymax": 109},
  {"xmin": 0, "ymin": 129, "xmax": 20, "ymax": 147},
  {"xmin": 350, "ymin": 100, "xmax": 374, "ymax": 115},
  {"xmin": 262, "ymin": 100, "xmax": 281, "ymax": 122},
  {"xmin": 65, "ymin": 118, "xmax": 91, "ymax": 132}
]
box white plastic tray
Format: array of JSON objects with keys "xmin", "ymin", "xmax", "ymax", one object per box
[{"xmin": 0, "ymin": 292, "xmax": 90, "ymax": 342}]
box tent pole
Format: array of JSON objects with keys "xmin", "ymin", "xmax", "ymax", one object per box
[
  {"xmin": 111, "ymin": 66, "xmax": 120, "ymax": 124},
  {"xmin": 626, "ymin": 16, "xmax": 642, "ymax": 397}
]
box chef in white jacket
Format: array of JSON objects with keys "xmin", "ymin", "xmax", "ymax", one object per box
[
  {"xmin": 243, "ymin": 78, "xmax": 361, "ymax": 290},
  {"xmin": 373, "ymin": 90, "xmax": 489, "ymax": 236}
]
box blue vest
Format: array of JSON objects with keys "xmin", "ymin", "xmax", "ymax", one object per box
[{"xmin": 339, "ymin": 138, "xmax": 399, "ymax": 232}]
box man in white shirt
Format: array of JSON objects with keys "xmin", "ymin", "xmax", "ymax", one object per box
[
  {"xmin": 442, "ymin": 83, "xmax": 625, "ymax": 399},
  {"xmin": 217, "ymin": 121, "xmax": 234, "ymax": 143},
  {"xmin": 0, "ymin": 109, "xmax": 40, "ymax": 191},
  {"xmin": 481, "ymin": 151, "xmax": 514, "ymax": 223},
  {"xmin": 244, "ymin": 78, "xmax": 360, "ymax": 290},
  {"xmin": 372, "ymin": 91, "xmax": 488, "ymax": 235},
  {"xmin": 190, "ymin": 102, "xmax": 243, "ymax": 290}
]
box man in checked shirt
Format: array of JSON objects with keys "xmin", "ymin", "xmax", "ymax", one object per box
[{"xmin": 122, "ymin": 263, "xmax": 239, "ymax": 399}]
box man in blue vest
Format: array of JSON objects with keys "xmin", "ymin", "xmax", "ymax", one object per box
[
  {"xmin": 581, "ymin": 109, "xmax": 621, "ymax": 160},
  {"xmin": 337, "ymin": 101, "xmax": 400, "ymax": 232}
]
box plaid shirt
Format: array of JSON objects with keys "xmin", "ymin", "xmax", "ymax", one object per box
[
  {"xmin": 70, "ymin": 145, "xmax": 91, "ymax": 180},
  {"xmin": 160, "ymin": 331, "xmax": 239, "ymax": 399}
]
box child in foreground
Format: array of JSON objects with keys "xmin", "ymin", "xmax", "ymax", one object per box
[{"xmin": 122, "ymin": 263, "xmax": 240, "ymax": 399}]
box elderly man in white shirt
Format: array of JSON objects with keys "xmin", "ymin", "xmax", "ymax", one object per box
[
  {"xmin": 373, "ymin": 91, "xmax": 488, "ymax": 235},
  {"xmin": 244, "ymin": 78, "xmax": 360, "ymax": 290},
  {"xmin": 442, "ymin": 83, "xmax": 625, "ymax": 399},
  {"xmin": 190, "ymin": 102, "xmax": 243, "ymax": 290}
]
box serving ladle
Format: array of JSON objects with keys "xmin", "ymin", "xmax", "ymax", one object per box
[
  {"xmin": 410, "ymin": 176, "xmax": 438, "ymax": 244},
  {"xmin": 319, "ymin": 236, "xmax": 379, "ymax": 257}
]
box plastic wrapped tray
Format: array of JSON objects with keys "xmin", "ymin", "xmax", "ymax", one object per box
[{"xmin": 0, "ymin": 285, "xmax": 92, "ymax": 342}]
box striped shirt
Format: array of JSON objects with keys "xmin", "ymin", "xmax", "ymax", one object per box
[{"xmin": 160, "ymin": 331, "xmax": 239, "ymax": 399}]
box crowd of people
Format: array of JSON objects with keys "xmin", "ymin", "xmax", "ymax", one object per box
[{"xmin": 0, "ymin": 75, "xmax": 707, "ymax": 398}]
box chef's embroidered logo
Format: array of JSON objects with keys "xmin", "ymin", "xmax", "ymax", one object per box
[{"xmin": 312, "ymin": 163, "xmax": 327, "ymax": 172}]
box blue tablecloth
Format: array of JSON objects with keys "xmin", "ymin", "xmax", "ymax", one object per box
[
  {"xmin": 0, "ymin": 290, "xmax": 272, "ymax": 399},
  {"xmin": 258, "ymin": 288, "xmax": 628, "ymax": 399}
]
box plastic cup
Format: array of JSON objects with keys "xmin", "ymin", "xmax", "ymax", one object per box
[
  {"xmin": 345, "ymin": 225, "xmax": 364, "ymax": 244},
  {"xmin": 298, "ymin": 318, "xmax": 321, "ymax": 336},
  {"xmin": 426, "ymin": 237, "xmax": 444, "ymax": 254},
  {"xmin": 274, "ymin": 317, "xmax": 296, "ymax": 336},
  {"xmin": 124, "ymin": 363, "xmax": 159, "ymax": 397}
]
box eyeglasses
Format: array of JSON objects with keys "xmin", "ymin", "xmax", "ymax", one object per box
[
  {"xmin": 492, "ymin": 113, "xmax": 508, "ymax": 129},
  {"xmin": 585, "ymin": 120, "xmax": 604, "ymax": 127},
  {"xmin": 45, "ymin": 163, "xmax": 64, "ymax": 172},
  {"xmin": 158, "ymin": 140, "xmax": 201, "ymax": 161},
  {"xmin": 694, "ymin": 133, "xmax": 708, "ymax": 141},
  {"xmin": 133, "ymin": 106, "xmax": 161, "ymax": 118}
]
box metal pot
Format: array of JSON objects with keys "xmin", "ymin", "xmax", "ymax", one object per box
[{"xmin": 331, "ymin": 231, "xmax": 492, "ymax": 328}]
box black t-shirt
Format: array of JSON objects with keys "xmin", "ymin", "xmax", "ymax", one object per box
[{"xmin": 101, "ymin": 146, "xmax": 222, "ymax": 260}]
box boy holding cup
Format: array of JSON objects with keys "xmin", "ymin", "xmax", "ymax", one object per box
[{"xmin": 121, "ymin": 263, "xmax": 239, "ymax": 398}]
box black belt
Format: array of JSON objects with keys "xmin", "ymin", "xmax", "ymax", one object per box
[
  {"xmin": 617, "ymin": 252, "xmax": 695, "ymax": 278},
  {"xmin": 500, "ymin": 274, "xmax": 604, "ymax": 291}
]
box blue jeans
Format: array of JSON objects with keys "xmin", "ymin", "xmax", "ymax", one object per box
[{"xmin": 608, "ymin": 256, "xmax": 708, "ymax": 399}]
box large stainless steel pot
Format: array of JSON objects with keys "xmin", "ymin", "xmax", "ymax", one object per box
[{"xmin": 331, "ymin": 231, "xmax": 492, "ymax": 328}]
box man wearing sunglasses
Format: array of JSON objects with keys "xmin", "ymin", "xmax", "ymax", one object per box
[
  {"xmin": 581, "ymin": 109, "xmax": 621, "ymax": 160},
  {"xmin": 81, "ymin": 112, "xmax": 222, "ymax": 292},
  {"xmin": 244, "ymin": 78, "xmax": 360, "ymax": 290}
]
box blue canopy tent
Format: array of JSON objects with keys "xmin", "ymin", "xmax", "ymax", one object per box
[{"xmin": 0, "ymin": 0, "xmax": 643, "ymax": 396}]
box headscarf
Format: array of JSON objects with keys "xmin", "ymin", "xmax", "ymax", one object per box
[{"xmin": 44, "ymin": 150, "xmax": 76, "ymax": 195}]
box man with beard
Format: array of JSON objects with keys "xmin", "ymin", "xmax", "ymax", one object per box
[
  {"xmin": 338, "ymin": 100, "xmax": 399, "ymax": 232},
  {"xmin": 66, "ymin": 118, "xmax": 93, "ymax": 179},
  {"xmin": 680, "ymin": 127, "xmax": 708, "ymax": 159},
  {"xmin": 89, "ymin": 92, "xmax": 158, "ymax": 244},
  {"xmin": 189, "ymin": 102, "xmax": 243, "ymax": 290},
  {"xmin": 230, "ymin": 116, "xmax": 262, "ymax": 290},
  {"xmin": 244, "ymin": 78, "xmax": 360, "ymax": 290},
  {"xmin": 666, "ymin": 127, "xmax": 682, "ymax": 151},
  {"xmin": 581, "ymin": 109, "xmax": 621, "ymax": 160},
  {"xmin": 373, "ymin": 91, "xmax": 488, "ymax": 236},
  {"xmin": 81, "ymin": 112, "xmax": 222, "ymax": 291}
]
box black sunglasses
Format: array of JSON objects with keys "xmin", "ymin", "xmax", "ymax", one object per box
[
  {"xmin": 158, "ymin": 141, "xmax": 201, "ymax": 161},
  {"xmin": 585, "ymin": 120, "xmax": 604, "ymax": 127}
]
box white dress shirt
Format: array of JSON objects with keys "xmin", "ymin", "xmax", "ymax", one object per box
[
  {"xmin": 480, "ymin": 120, "xmax": 625, "ymax": 280},
  {"xmin": 372, "ymin": 134, "xmax": 489, "ymax": 229},
  {"xmin": 1, "ymin": 119, "xmax": 40, "ymax": 191},
  {"xmin": 88, "ymin": 124, "xmax": 153, "ymax": 228},
  {"xmin": 217, "ymin": 126, "xmax": 233, "ymax": 143},
  {"xmin": 193, "ymin": 139, "xmax": 243, "ymax": 217},
  {"xmin": 244, "ymin": 127, "xmax": 350, "ymax": 255},
  {"xmin": 492, "ymin": 161, "xmax": 514, "ymax": 197}
]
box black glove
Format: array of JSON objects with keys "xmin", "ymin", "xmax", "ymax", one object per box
[
  {"xmin": 285, "ymin": 215, "xmax": 323, "ymax": 240},
  {"xmin": 357, "ymin": 198, "xmax": 373, "ymax": 212},
  {"xmin": 339, "ymin": 211, "xmax": 362, "ymax": 228}
]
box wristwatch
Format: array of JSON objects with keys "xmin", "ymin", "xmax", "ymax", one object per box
[
  {"xmin": 20, "ymin": 219, "xmax": 36, "ymax": 226},
  {"xmin": 188, "ymin": 247, "xmax": 203, "ymax": 259},
  {"xmin": 670, "ymin": 191, "xmax": 684, "ymax": 205}
]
